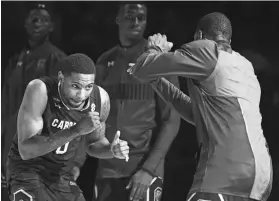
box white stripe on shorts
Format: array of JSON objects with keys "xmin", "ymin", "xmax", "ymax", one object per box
[
  {"xmin": 218, "ymin": 194, "xmax": 225, "ymax": 201},
  {"xmin": 187, "ymin": 193, "xmax": 196, "ymax": 201}
]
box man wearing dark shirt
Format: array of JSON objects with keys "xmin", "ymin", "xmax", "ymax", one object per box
[
  {"xmin": 94, "ymin": 3, "xmax": 180, "ymax": 201},
  {"xmin": 1, "ymin": 3, "xmax": 66, "ymax": 190}
]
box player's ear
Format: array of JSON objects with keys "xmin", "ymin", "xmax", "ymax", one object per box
[
  {"xmin": 194, "ymin": 30, "xmax": 203, "ymax": 41},
  {"xmin": 49, "ymin": 21, "xmax": 54, "ymax": 33},
  {"xmin": 199, "ymin": 30, "xmax": 204, "ymax": 40}
]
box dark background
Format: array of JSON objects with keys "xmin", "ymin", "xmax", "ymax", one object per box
[{"xmin": 1, "ymin": 1, "xmax": 279, "ymax": 201}]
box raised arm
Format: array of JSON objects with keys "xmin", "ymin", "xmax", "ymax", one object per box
[
  {"xmin": 129, "ymin": 39, "xmax": 218, "ymax": 82},
  {"xmin": 18, "ymin": 79, "xmax": 80, "ymax": 160}
]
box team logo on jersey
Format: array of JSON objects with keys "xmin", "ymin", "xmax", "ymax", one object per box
[
  {"xmin": 91, "ymin": 103, "xmax": 96, "ymax": 112},
  {"xmin": 16, "ymin": 61, "xmax": 23, "ymax": 68},
  {"xmin": 37, "ymin": 59, "xmax": 46, "ymax": 68},
  {"xmin": 108, "ymin": 61, "xmax": 114, "ymax": 68},
  {"xmin": 154, "ymin": 187, "xmax": 162, "ymax": 201}
]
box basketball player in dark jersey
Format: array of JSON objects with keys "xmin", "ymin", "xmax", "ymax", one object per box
[{"xmin": 6, "ymin": 53, "xmax": 129, "ymax": 201}]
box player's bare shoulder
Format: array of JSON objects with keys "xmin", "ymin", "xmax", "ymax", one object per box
[
  {"xmin": 97, "ymin": 86, "xmax": 110, "ymax": 122},
  {"xmin": 25, "ymin": 79, "xmax": 48, "ymax": 102},
  {"xmin": 21, "ymin": 79, "xmax": 48, "ymax": 114}
]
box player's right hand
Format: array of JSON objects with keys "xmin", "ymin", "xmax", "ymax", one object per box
[{"xmin": 73, "ymin": 111, "xmax": 101, "ymax": 135}]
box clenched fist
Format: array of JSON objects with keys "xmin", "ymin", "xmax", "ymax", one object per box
[
  {"xmin": 147, "ymin": 33, "xmax": 173, "ymax": 52},
  {"xmin": 111, "ymin": 131, "xmax": 129, "ymax": 161},
  {"xmin": 73, "ymin": 111, "xmax": 101, "ymax": 135}
]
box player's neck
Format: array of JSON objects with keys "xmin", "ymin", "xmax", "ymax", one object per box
[
  {"xmin": 119, "ymin": 35, "xmax": 143, "ymax": 49},
  {"xmin": 28, "ymin": 36, "xmax": 49, "ymax": 50}
]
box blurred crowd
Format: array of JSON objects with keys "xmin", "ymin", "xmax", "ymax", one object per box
[{"xmin": 1, "ymin": 1, "xmax": 279, "ymax": 201}]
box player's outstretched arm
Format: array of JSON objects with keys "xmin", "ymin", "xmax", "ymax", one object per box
[
  {"xmin": 128, "ymin": 37, "xmax": 218, "ymax": 83},
  {"xmin": 150, "ymin": 77, "xmax": 194, "ymax": 125},
  {"xmin": 18, "ymin": 79, "xmax": 80, "ymax": 160},
  {"xmin": 86, "ymin": 87, "xmax": 129, "ymax": 160}
]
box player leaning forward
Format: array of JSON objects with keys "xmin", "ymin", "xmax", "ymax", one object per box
[{"xmin": 6, "ymin": 53, "xmax": 129, "ymax": 201}]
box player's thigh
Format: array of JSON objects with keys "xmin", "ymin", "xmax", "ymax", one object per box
[
  {"xmin": 186, "ymin": 192, "xmax": 257, "ymax": 201},
  {"xmin": 140, "ymin": 177, "xmax": 163, "ymax": 201}
]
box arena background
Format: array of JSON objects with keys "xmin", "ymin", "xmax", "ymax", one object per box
[{"xmin": 1, "ymin": 1, "xmax": 279, "ymax": 201}]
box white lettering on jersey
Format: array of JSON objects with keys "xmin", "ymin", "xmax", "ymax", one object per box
[
  {"xmin": 50, "ymin": 119, "xmax": 77, "ymax": 155},
  {"xmin": 51, "ymin": 119, "xmax": 76, "ymax": 130}
]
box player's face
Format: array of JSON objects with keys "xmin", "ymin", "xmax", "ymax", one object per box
[
  {"xmin": 25, "ymin": 9, "xmax": 53, "ymax": 40},
  {"xmin": 60, "ymin": 72, "xmax": 95, "ymax": 108},
  {"xmin": 117, "ymin": 4, "xmax": 147, "ymax": 39}
]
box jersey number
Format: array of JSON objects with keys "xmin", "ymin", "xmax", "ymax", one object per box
[{"xmin": 55, "ymin": 142, "xmax": 70, "ymax": 154}]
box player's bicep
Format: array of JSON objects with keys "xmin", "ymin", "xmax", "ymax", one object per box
[
  {"xmin": 17, "ymin": 79, "xmax": 48, "ymax": 144},
  {"xmin": 98, "ymin": 86, "xmax": 110, "ymax": 122},
  {"xmin": 86, "ymin": 87, "xmax": 110, "ymax": 148}
]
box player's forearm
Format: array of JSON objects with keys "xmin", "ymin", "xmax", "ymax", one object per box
[
  {"xmin": 19, "ymin": 127, "xmax": 80, "ymax": 160},
  {"xmin": 129, "ymin": 47, "xmax": 190, "ymax": 82},
  {"xmin": 87, "ymin": 137, "xmax": 114, "ymax": 159},
  {"xmin": 129, "ymin": 41, "xmax": 217, "ymax": 82},
  {"xmin": 142, "ymin": 117, "xmax": 180, "ymax": 175},
  {"xmin": 151, "ymin": 78, "xmax": 195, "ymax": 125}
]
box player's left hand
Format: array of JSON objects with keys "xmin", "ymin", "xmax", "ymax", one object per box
[
  {"xmin": 147, "ymin": 33, "xmax": 173, "ymax": 52},
  {"xmin": 111, "ymin": 131, "xmax": 129, "ymax": 161},
  {"xmin": 126, "ymin": 169, "xmax": 153, "ymax": 201}
]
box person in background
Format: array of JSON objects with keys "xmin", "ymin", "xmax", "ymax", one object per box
[
  {"xmin": 94, "ymin": 2, "xmax": 181, "ymax": 201},
  {"xmin": 1, "ymin": 2, "xmax": 66, "ymax": 194}
]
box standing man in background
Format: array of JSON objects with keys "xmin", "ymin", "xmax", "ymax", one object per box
[
  {"xmin": 1, "ymin": 3, "xmax": 66, "ymax": 192},
  {"xmin": 94, "ymin": 3, "xmax": 181, "ymax": 201}
]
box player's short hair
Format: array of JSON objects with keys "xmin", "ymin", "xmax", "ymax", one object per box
[
  {"xmin": 117, "ymin": 1, "xmax": 147, "ymax": 16},
  {"xmin": 25, "ymin": 2, "xmax": 54, "ymax": 20},
  {"xmin": 197, "ymin": 12, "xmax": 232, "ymax": 41},
  {"xmin": 57, "ymin": 53, "xmax": 96, "ymax": 76}
]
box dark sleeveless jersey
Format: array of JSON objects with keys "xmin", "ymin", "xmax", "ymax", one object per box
[{"xmin": 6, "ymin": 76, "xmax": 101, "ymax": 192}]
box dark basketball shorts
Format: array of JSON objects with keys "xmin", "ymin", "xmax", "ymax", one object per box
[
  {"xmin": 186, "ymin": 192, "xmax": 259, "ymax": 201},
  {"xmin": 94, "ymin": 177, "xmax": 163, "ymax": 201},
  {"xmin": 8, "ymin": 178, "xmax": 85, "ymax": 201}
]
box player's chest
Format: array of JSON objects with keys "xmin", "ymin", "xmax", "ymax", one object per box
[
  {"xmin": 43, "ymin": 96, "xmax": 96, "ymax": 134},
  {"xmin": 43, "ymin": 104, "xmax": 92, "ymax": 159},
  {"xmin": 103, "ymin": 52, "xmax": 142, "ymax": 85}
]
